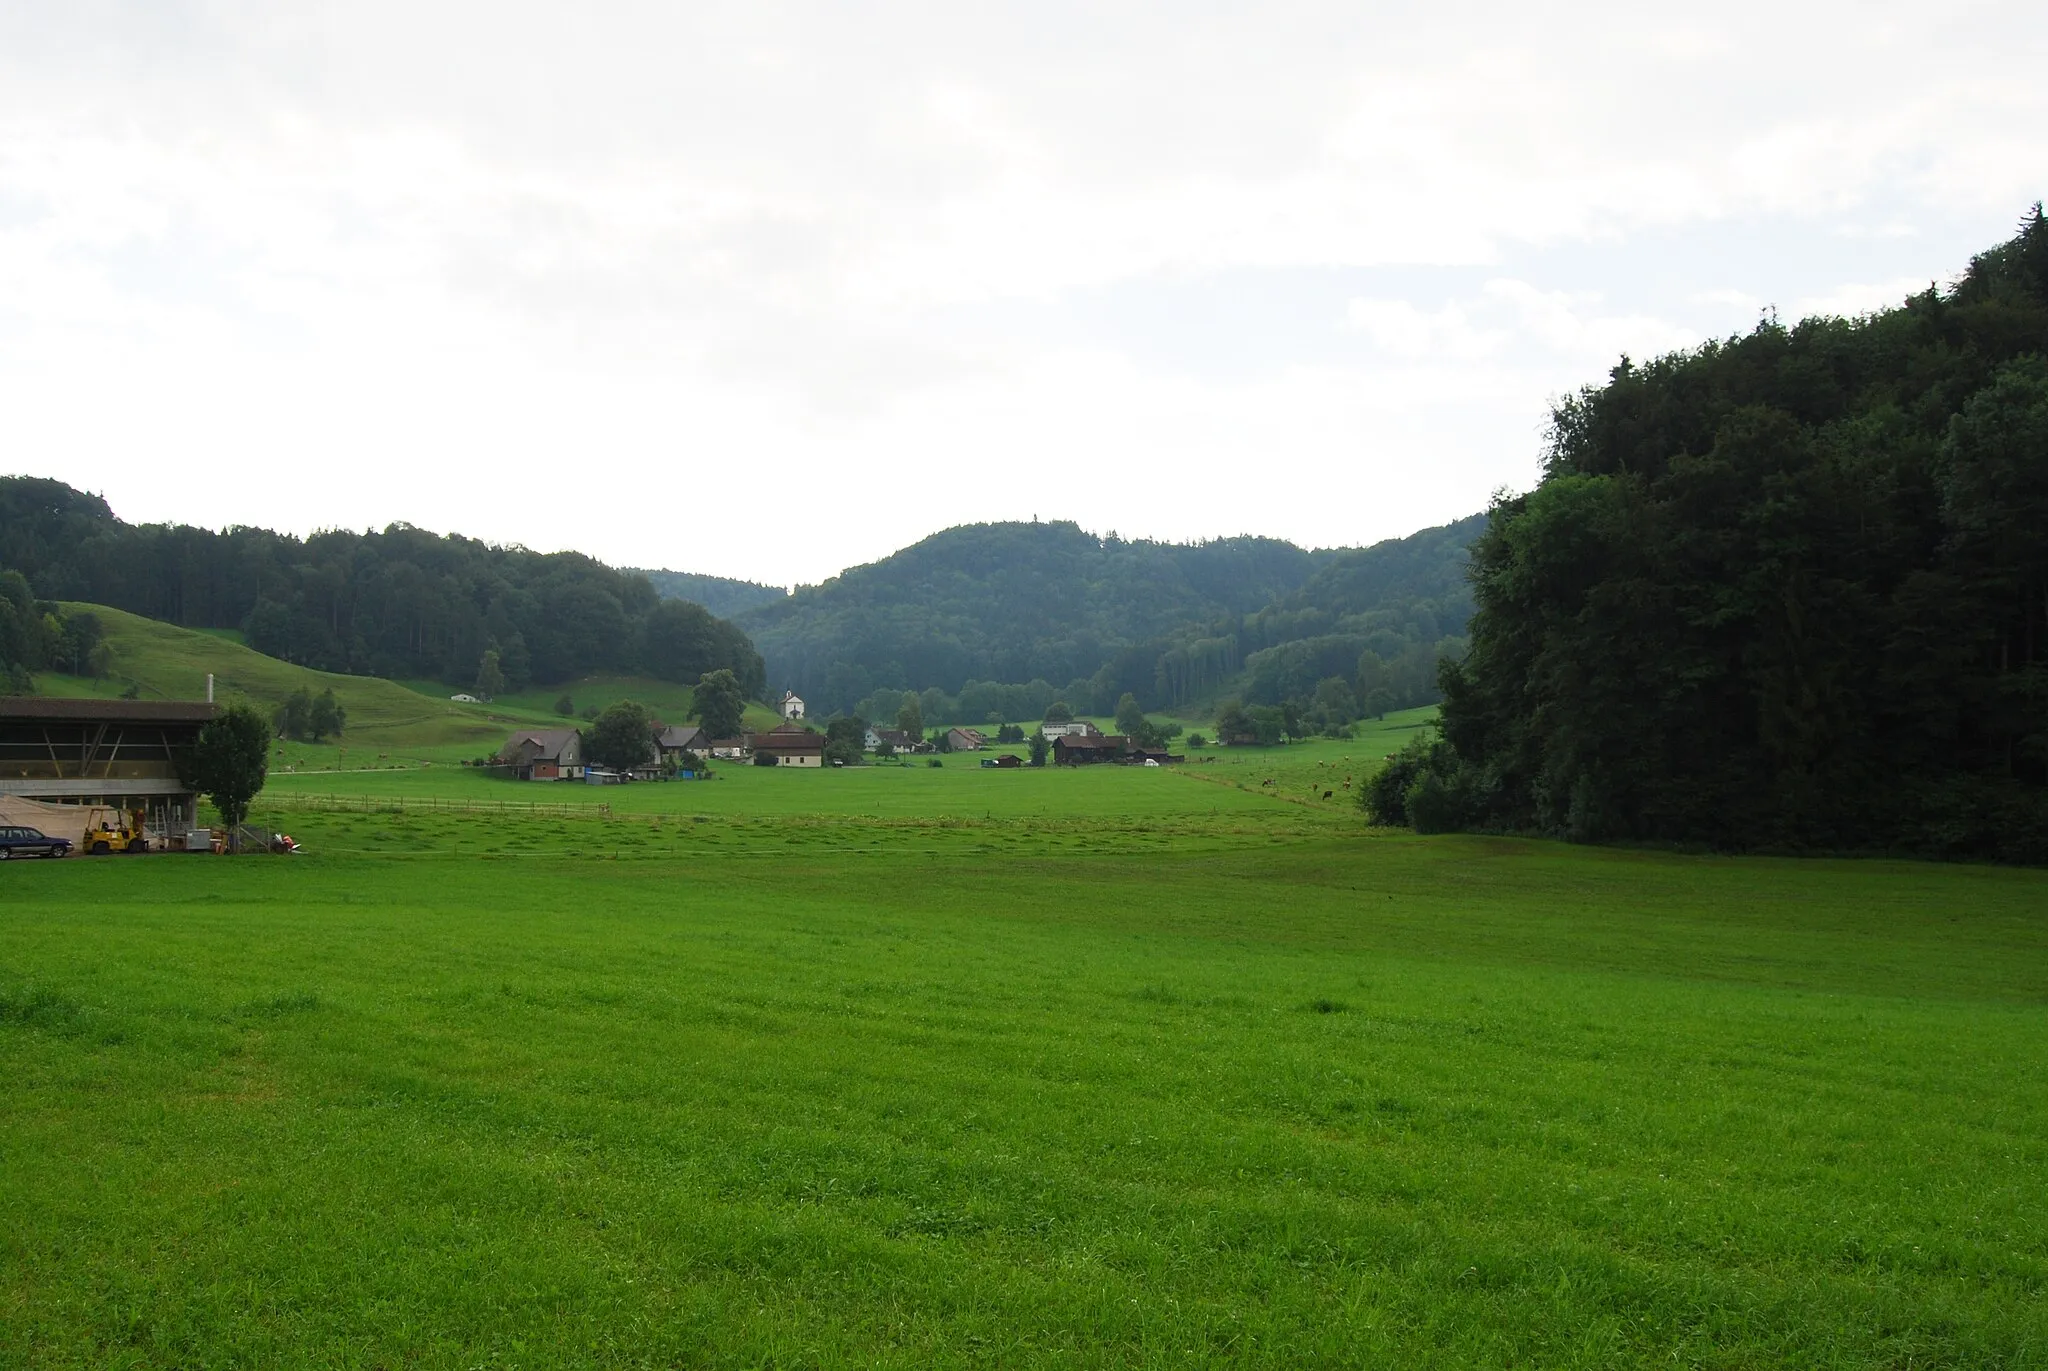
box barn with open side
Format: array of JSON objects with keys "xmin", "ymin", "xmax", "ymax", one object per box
[{"xmin": 0, "ymin": 697, "xmax": 216, "ymax": 840}]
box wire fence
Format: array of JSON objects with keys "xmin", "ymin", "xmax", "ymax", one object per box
[{"xmin": 254, "ymin": 792, "xmax": 616, "ymax": 820}]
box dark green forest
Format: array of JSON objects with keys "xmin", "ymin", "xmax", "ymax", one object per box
[
  {"xmin": 0, "ymin": 479, "xmax": 764, "ymax": 696},
  {"xmin": 1400, "ymin": 207, "xmax": 2048, "ymax": 861},
  {"xmin": 737, "ymin": 517, "xmax": 1479, "ymax": 717},
  {"xmin": 628, "ymin": 567, "xmax": 789, "ymax": 619}
]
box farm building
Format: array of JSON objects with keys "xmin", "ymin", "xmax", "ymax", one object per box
[
  {"xmin": 946, "ymin": 727, "xmax": 987, "ymax": 752},
  {"xmin": 980, "ymin": 753, "xmax": 1023, "ymax": 769},
  {"xmin": 704, "ymin": 737, "xmax": 751, "ymax": 760},
  {"xmin": 865, "ymin": 726, "xmax": 926, "ymax": 754},
  {"xmin": 655, "ymin": 724, "xmax": 703, "ymax": 762},
  {"xmin": 752, "ymin": 722, "xmax": 825, "ymax": 767},
  {"xmin": 1053, "ymin": 733, "xmax": 1127, "ymax": 765},
  {"xmin": 498, "ymin": 728, "xmax": 585, "ymax": 781},
  {"xmin": 0, "ymin": 696, "xmax": 216, "ymax": 838},
  {"xmin": 1040, "ymin": 720, "xmax": 1101, "ymax": 739}
]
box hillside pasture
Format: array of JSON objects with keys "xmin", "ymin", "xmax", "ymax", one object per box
[
  {"xmin": 36, "ymin": 606, "xmax": 783, "ymax": 774},
  {"xmin": 3, "ymin": 815, "xmax": 2045, "ymax": 1368}
]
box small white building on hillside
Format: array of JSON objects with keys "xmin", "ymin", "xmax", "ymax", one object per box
[{"xmin": 779, "ymin": 690, "xmax": 805, "ymax": 720}]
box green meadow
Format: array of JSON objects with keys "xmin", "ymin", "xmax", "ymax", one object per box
[{"xmin": 5, "ymin": 749, "xmax": 2048, "ymax": 1368}]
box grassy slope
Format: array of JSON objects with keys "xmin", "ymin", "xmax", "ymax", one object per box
[
  {"xmin": 41, "ymin": 605, "xmax": 780, "ymax": 772},
  {"xmin": 4, "ymin": 768, "xmax": 2048, "ymax": 1366}
]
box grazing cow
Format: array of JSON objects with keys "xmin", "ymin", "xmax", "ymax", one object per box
[
  {"xmin": 1322, "ymin": 790, "xmax": 1333, "ymax": 800},
  {"xmin": 1342, "ymin": 780, "xmax": 1351, "ymax": 790},
  {"xmin": 1261, "ymin": 778, "xmax": 1275, "ymax": 787}
]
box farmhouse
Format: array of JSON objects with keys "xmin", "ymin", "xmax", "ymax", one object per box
[
  {"xmin": 498, "ymin": 728, "xmax": 585, "ymax": 781},
  {"xmin": 779, "ymin": 690, "xmax": 805, "ymax": 720},
  {"xmin": 0, "ymin": 696, "xmax": 216, "ymax": 837},
  {"xmin": 1053, "ymin": 733, "xmax": 1127, "ymax": 765},
  {"xmin": 1041, "ymin": 720, "xmax": 1101, "ymax": 739},
  {"xmin": 866, "ymin": 726, "xmax": 924, "ymax": 754},
  {"xmin": 946, "ymin": 727, "xmax": 987, "ymax": 752},
  {"xmin": 654, "ymin": 724, "xmax": 703, "ymax": 762},
  {"xmin": 752, "ymin": 721, "xmax": 825, "ymax": 767}
]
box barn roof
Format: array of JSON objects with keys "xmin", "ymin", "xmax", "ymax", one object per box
[{"xmin": 0, "ymin": 697, "xmax": 217, "ymax": 725}]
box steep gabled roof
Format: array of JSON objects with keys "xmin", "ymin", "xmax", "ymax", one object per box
[
  {"xmin": 656, "ymin": 724, "xmax": 703, "ymax": 750},
  {"xmin": 505, "ymin": 728, "xmax": 579, "ymax": 761}
]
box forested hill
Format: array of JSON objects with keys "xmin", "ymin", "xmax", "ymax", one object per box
[
  {"xmin": 733, "ymin": 523, "xmax": 1321, "ymax": 709},
  {"xmin": 0, "ymin": 478, "xmax": 764, "ymax": 696},
  {"xmin": 735, "ymin": 516, "xmax": 1484, "ymax": 718},
  {"xmin": 1410, "ymin": 205, "xmax": 2048, "ymax": 862},
  {"xmin": 628, "ymin": 568, "xmax": 789, "ymax": 619}
]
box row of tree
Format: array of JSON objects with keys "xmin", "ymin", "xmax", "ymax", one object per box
[
  {"xmin": 1378, "ymin": 206, "xmax": 2048, "ymax": 862},
  {"xmin": 0, "ymin": 481, "xmax": 765, "ymax": 696}
]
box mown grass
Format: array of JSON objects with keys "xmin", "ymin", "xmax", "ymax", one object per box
[{"xmin": 3, "ymin": 791, "xmax": 2046, "ymax": 1368}]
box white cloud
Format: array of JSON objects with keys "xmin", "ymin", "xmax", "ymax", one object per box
[
  {"xmin": 0, "ymin": 0, "xmax": 2044, "ymax": 583},
  {"xmin": 1792, "ymin": 277, "xmax": 1937, "ymax": 321}
]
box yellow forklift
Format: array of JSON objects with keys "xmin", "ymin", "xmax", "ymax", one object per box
[{"xmin": 80, "ymin": 806, "xmax": 148, "ymax": 855}]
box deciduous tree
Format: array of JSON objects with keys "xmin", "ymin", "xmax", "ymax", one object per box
[{"xmin": 692, "ymin": 669, "xmax": 747, "ymax": 740}]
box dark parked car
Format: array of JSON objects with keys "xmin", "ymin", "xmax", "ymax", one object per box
[{"xmin": 0, "ymin": 825, "xmax": 72, "ymax": 859}]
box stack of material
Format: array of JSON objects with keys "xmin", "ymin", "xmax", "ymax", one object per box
[{"xmin": 0, "ymin": 796, "xmax": 96, "ymax": 850}]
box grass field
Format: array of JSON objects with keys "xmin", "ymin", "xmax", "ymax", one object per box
[{"xmin": 5, "ymin": 745, "xmax": 2047, "ymax": 1367}]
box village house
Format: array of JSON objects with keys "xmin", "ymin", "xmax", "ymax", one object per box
[
  {"xmin": 1040, "ymin": 720, "xmax": 1101, "ymax": 739},
  {"xmin": 498, "ymin": 728, "xmax": 585, "ymax": 780},
  {"xmin": 654, "ymin": 723, "xmax": 703, "ymax": 764},
  {"xmin": 865, "ymin": 726, "xmax": 925, "ymax": 754},
  {"xmin": 779, "ymin": 690, "xmax": 805, "ymax": 720},
  {"xmin": 752, "ymin": 721, "xmax": 825, "ymax": 767},
  {"xmin": 946, "ymin": 727, "xmax": 987, "ymax": 752}
]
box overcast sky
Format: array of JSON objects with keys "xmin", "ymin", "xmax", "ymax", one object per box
[{"xmin": 2, "ymin": 2, "xmax": 2043, "ymax": 587}]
